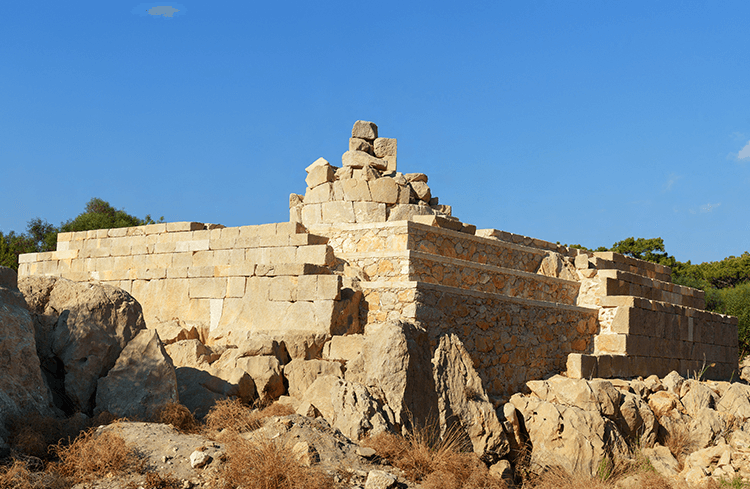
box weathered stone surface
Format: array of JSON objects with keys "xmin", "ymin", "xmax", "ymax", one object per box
[
  {"xmin": 404, "ymin": 173, "xmax": 427, "ymax": 183},
  {"xmin": 409, "ymin": 181, "xmax": 431, "ymax": 202},
  {"xmin": 353, "ymin": 202, "xmax": 387, "ymax": 223},
  {"xmin": 386, "ymin": 203, "xmax": 436, "ymax": 222},
  {"xmin": 151, "ymin": 320, "xmax": 200, "ymax": 345},
  {"xmin": 642, "ymin": 444, "xmax": 680, "ymax": 478},
  {"xmin": 365, "ymin": 470, "xmax": 397, "ymax": 489},
  {"xmin": 617, "ymin": 391, "xmax": 657, "ymax": 446},
  {"xmin": 175, "ymin": 366, "xmax": 256, "ymax": 418},
  {"xmin": 213, "ymin": 352, "xmax": 284, "ymax": 403},
  {"xmin": 231, "ymin": 334, "xmax": 290, "ymax": 364},
  {"xmin": 341, "ymin": 177, "xmax": 372, "ymax": 202},
  {"xmin": 648, "ymin": 390, "xmax": 684, "ymax": 417},
  {"xmin": 688, "ymin": 407, "xmax": 725, "ymax": 449},
  {"xmin": 165, "ymin": 339, "xmax": 217, "ymax": 368},
  {"xmin": 432, "ymin": 334, "xmax": 509, "ymax": 458},
  {"xmin": 304, "ymin": 182, "xmax": 332, "ymax": 204},
  {"xmin": 349, "ymin": 137, "xmax": 373, "ymax": 154},
  {"xmin": 323, "ymin": 335, "xmax": 364, "ymax": 363},
  {"xmin": 342, "ymin": 150, "xmax": 387, "ymax": 171},
  {"xmin": 352, "ymin": 120, "xmax": 378, "ymax": 140},
  {"xmin": 368, "ymin": 177, "xmax": 400, "ymax": 204},
  {"xmin": 510, "ymin": 393, "xmax": 629, "ymax": 478},
  {"xmin": 716, "ymin": 383, "xmax": 750, "ymax": 419},
  {"xmin": 526, "ymin": 376, "xmax": 621, "ymax": 416},
  {"xmin": 373, "ymin": 138, "xmax": 397, "ymax": 157},
  {"xmin": 323, "ymin": 201, "xmax": 356, "ymax": 223},
  {"xmin": 353, "ymin": 165, "xmax": 380, "ymax": 181},
  {"xmin": 359, "ymin": 321, "xmax": 437, "ymax": 428},
  {"xmin": 284, "ymin": 358, "xmax": 344, "ymax": 398},
  {"xmin": 305, "ymin": 157, "xmax": 330, "ymax": 173},
  {"xmin": 0, "ymin": 268, "xmax": 54, "ymax": 439},
  {"xmin": 20, "ymin": 276, "xmax": 146, "ymax": 414},
  {"xmin": 292, "ymin": 441, "xmax": 319, "ymax": 467},
  {"xmin": 662, "ymin": 370, "xmax": 685, "ymax": 395},
  {"xmin": 305, "ymin": 163, "xmax": 335, "ymax": 189},
  {"xmin": 301, "ymin": 375, "xmax": 389, "ymax": 440},
  {"xmin": 95, "ymin": 329, "xmax": 178, "ymax": 419},
  {"xmin": 680, "ymin": 379, "xmax": 717, "ymax": 417}
]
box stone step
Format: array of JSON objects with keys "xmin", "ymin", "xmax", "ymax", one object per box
[
  {"xmin": 338, "ymin": 250, "xmax": 580, "ymax": 305},
  {"xmin": 587, "ymin": 251, "xmax": 672, "ymax": 282},
  {"xmin": 567, "ymin": 353, "xmax": 735, "ymax": 381},
  {"xmin": 599, "ymin": 269, "xmax": 704, "ymax": 309}
]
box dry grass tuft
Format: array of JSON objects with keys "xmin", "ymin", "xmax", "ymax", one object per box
[
  {"xmin": 0, "ymin": 459, "xmax": 67, "ymax": 489},
  {"xmin": 664, "ymin": 425, "xmax": 696, "ymax": 468},
  {"xmin": 154, "ymin": 402, "xmax": 199, "ymax": 433},
  {"xmin": 51, "ymin": 426, "xmax": 142, "ymax": 483},
  {"xmin": 127, "ymin": 471, "xmax": 182, "ymax": 489},
  {"xmin": 204, "ymin": 398, "xmax": 261, "ymax": 435},
  {"xmin": 364, "ymin": 422, "xmax": 506, "ymax": 488},
  {"xmin": 219, "ymin": 436, "xmax": 333, "ymax": 489},
  {"xmin": 518, "ymin": 460, "xmax": 679, "ymax": 489},
  {"xmin": 257, "ymin": 402, "xmax": 295, "ymax": 418},
  {"xmin": 204, "ymin": 399, "xmax": 296, "ymax": 438}
]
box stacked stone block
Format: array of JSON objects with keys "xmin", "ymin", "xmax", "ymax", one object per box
[
  {"xmin": 290, "ymin": 121, "xmax": 460, "ymax": 229},
  {"xmin": 568, "ymin": 251, "xmax": 737, "ymax": 380},
  {"xmin": 18, "ymin": 221, "xmax": 360, "ymax": 345}
]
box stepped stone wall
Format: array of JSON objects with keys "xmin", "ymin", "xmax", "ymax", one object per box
[{"xmin": 17, "ymin": 120, "xmax": 739, "ymax": 401}]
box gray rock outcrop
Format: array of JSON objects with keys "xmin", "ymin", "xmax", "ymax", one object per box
[{"xmin": 19, "ymin": 276, "xmax": 146, "ymax": 414}]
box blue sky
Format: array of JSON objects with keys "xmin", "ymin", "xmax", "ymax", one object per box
[{"xmin": 1, "ymin": 2, "xmax": 748, "ymax": 264}]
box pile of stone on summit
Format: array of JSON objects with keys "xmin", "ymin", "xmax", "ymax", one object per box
[{"xmin": 290, "ymin": 120, "xmax": 465, "ymax": 231}]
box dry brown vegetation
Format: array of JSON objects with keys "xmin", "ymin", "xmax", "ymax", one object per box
[
  {"xmin": 51, "ymin": 426, "xmax": 143, "ymax": 483},
  {"xmin": 154, "ymin": 401, "xmax": 200, "ymax": 433},
  {"xmin": 364, "ymin": 423, "xmax": 507, "ymax": 489},
  {"xmin": 218, "ymin": 436, "xmax": 333, "ymax": 489},
  {"xmin": 204, "ymin": 398, "xmax": 295, "ymax": 437}
]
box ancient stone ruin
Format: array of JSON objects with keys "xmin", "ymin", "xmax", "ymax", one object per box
[{"xmin": 17, "ymin": 120, "xmax": 738, "ymax": 405}]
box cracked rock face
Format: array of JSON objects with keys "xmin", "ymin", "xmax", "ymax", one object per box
[{"xmin": 19, "ymin": 276, "xmax": 146, "ymax": 414}]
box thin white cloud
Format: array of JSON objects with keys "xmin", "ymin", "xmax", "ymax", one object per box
[
  {"xmin": 148, "ymin": 6, "xmax": 179, "ymax": 17},
  {"xmin": 700, "ymin": 203, "xmax": 721, "ymax": 214},
  {"xmin": 738, "ymin": 140, "xmax": 750, "ymax": 160},
  {"xmin": 663, "ymin": 173, "xmax": 682, "ymax": 192}
]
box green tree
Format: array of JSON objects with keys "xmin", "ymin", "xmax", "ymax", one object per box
[
  {"xmin": 0, "ymin": 231, "xmax": 36, "ymax": 270},
  {"xmin": 0, "ymin": 198, "xmax": 163, "ymax": 271},
  {"xmin": 608, "ymin": 237, "xmax": 677, "ymax": 268},
  {"xmin": 59, "ymin": 197, "xmax": 162, "ymax": 233}
]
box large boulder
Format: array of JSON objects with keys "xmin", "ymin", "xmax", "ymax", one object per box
[
  {"xmin": 175, "ymin": 366, "xmax": 256, "ymax": 418},
  {"xmin": 0, "ymin": 267, "xmax": 54, "ymax": 439},
  {"xmin": 283, "ymin": 359, "xmax": 344, "ymax": 399},
  {"xmin": 350, "ymin": 320, "xmax": 437, "ymax": 428},
  {"xmin": 95, "ymin": 329, "xmax": 178, "ymax": 419},
  {"xmin": 432, "ymin": 334, "xmax": 509, "ymax": 459},
  {"xmin": 19, "ymin": 276, "xmax": 146, "ymax": 414},
  {"xmin": 510, "ymin": 393, "xmax": 629, "ymax": 477},
  {"xmin": 300, "ymin": 375, "xmax": 390, "ymax": 441}
]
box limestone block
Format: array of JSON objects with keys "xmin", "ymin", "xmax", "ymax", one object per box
[
  {"xmin": 167, "ymin": 222, "xmax": 205, "ymax": 232},
  {"xmin": 342, "ymin": 150, "xmax": 387, "ymax": 170},
  {"xmin": 405, "ymin": 173, "xmax": 428, "ymax": 183},
  {"xmin": 317, "ymin": 275, "xmax": 342, "ymax": 300},
  {"xmin": 386, "ymin": 203, "xmax": 434, "ymax": 222},
  {"xmin": 304, "ymin": 157, "xmax": 330, "ymax": 173},
  {"xmin": 352, "ymin": 120, "xmax": 378, "ymax": 140},
  {"xmin": 354, "ymin": 202, "xmax": 387, "ymax": 223},
  {"xmin": 296, "ymin": 244, "xmax": 333, "ymax": 266},
  {"xmin": 382, "ymin": 155, "xmax": 397, "ymax": 173},
  {"xmin": 322, "ymin": 201, "xmax": 356, "ymax": 223},
  {"xmin": 269, "ymin": 276, "xmax": 297, "ymax": 301},
  {"xmin": 295, "ymin": 275, "xmax": 317, "ymax": 301},
  {"xmin": 283, "ymin": 359, "xmax": 344, "ymax": 398},
  {"xmin": 335, "ymin": 166, "xmax": 353, "ymax": 180},
  {"xmin": 301, "ymin": 204, "xmax": 322, "ymax": 225},
  {"xmin": 231, "ymin": 355, "xmax": 285, "ymax": 403},
  {"xmin": 305, "ymin": 164, "xmax": 334, "ymax": 188},
  {"xmin": 227, "ymin": 277, "xmax": 246, "ymax": 297},
  {"xmin": 353, "ymin": 165, "xmax": 380, "ymax": 181},
  {"xmin": 349, "ymin": 138, "xmax": 372, "ymax": 154},
  {"xmin": 165, "ymin": 339, "xmax": 216, "ymax": 368},
  {"xmin": 595, "ymin": 334, "xmax": 627, "ymax": 354},
  {"xmin": 269, "ymin": 246, "xmax": 297, "ymax": 263},
  {"xmin": 373, "ymin": 137, "xmax": 397, "ymax": 157},
  {"xmin": 323, "ymin": 335, "xmax": 365, "ymax": 362},
  {"xmin": 189, "ymin": 277, "xmax": 227, "ymax": 299},
  {"xmin": 304, "ymin": 183, "xmax": 333, "ymax": 204},
  {"xmin": 566, "ymin": 354, "xmax": 598, "ymax": 379},
  {"xmin": 187, "ymin": 266, "xmax": 215, "ymax": 278},
  {"xmin": 410, "ymin": 181, "xmax": 431, "ymax": 202},
  {"xmin": 369, "ymin": 177, "xmax": 400, "ymax": 204},
  {"xmin": 332, "ymin": 180, "xmax": 345, "ymax": 201},
  {"xmin": 341, "ymin": 178, "xmax": 372, "ymax": 201}
]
